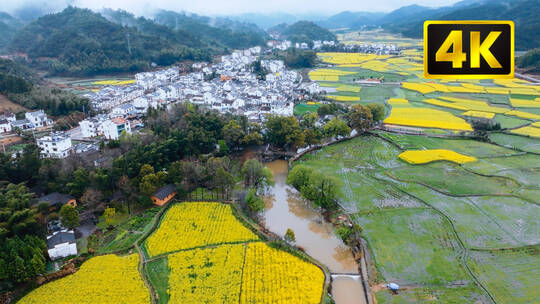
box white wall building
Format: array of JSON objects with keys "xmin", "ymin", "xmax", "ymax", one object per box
[
  {"xmin": 102, "ymin": 117, "xmax": 132, "ymax": 140},
  {"xmin": 0, "ymin": 119, "xmax": 12, "ymax": 133},
  {"xmin": 25, "ymin": 110, "xmax": 53, "ymax": 128},
  {"xmin": 47, "ymin": 229, "xmax": 77, "ymax": 260},
  {"xmin": 37, "ymin": 132, "xmax": 73, "ymax": 158}
]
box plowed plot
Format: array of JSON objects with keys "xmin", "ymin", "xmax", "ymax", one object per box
[
  {"xmin": 488, "ymin": 133, "xmax": 540, "ymax": 153},
  {"xmin": 464, "ymin": 154, "xmax": 540, "ymax": 188},
  {"xmin": 389, "ymin": 181, "xmax": 540, "ymax": 248},
  {"xmin": 376, "ymin": 284, "xmax": 489, "ymax": 304},
  {"xmin": 298, "ymin": 137, "xmax": 422, "ymax": 211},
  {"xmin": 377, "ymin": 132, "xmax": 517, "ymax": 157},
  {"xmin": 353, "ymin": 208, "xmax": 469, "ymax": 285},
  {"xmin": 468, "ymin": 247, "xmax": 540, "ymax": 304},
  {"xmin": 387, "ymin": 162, "xmax": 520, "ymax": 196}
]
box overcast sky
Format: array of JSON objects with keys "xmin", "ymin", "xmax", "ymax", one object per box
[{"xmin": 2, "ymin": 0, "xmax": 463, "ymax": 16}]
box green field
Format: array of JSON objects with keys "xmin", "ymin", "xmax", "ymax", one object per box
[
  {"xmin": 488, "ymin": 133, "xmax": 540, "ymax": 153},
  {"xmin": 354, "ymin": 208, "xmax": 467, "ymax": 285},
  {"xmin": 376, "ymin": 284, "xmax": 490, "ymax": 304},
  {"xmin": 468, "ymin": 247, "xmax": 540, "ymax": 304},
  {"xmin": 295, "ymin": 131, "xmax": 540, "ymax": 303},
  {"xmin": 294, "ymin": 103, "xmax": 320, "ymax": 115}
]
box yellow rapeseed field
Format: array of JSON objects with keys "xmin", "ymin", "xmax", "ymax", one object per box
[
  {"xmin": 387, "ymin": 98, "xmax": 409, "ymax": 105},
  {"xmin": 504, "ymin": 110, "xmax": 540, "ymax": 120},
  {"xmin": 317, "ymin": 52, "xmax": 388, "ymax": 64},
  {"xmin": 168, "ymin": 244, "xmax": 245, "ymax": 304},
  {"xmin": 18, "ymin": 254, "xmax": 149, "ymax": 304},
  {"xmin": 308, "ymin": 68, "xmax": 356, "ymax": 82},
  {"xmin": 384, "ymin": 108, "xmax": 473, "ymax": 131},
  {"xmin": 398, "ymin": 149, "xmax": 477, "ymax": 165},
  {"xmin": 327, "ymin": 95, "xmax": 361, "ymax": 102},
  {"xmin": 438, "ymin": 96, "xmax": 509, "ymax": 114},
  {"xmin": 336, "ymin": 84, "xmax": 361, "ymax": 93},
  {"xmin": 93, "ymin": 79, "xmax": 135, "ymax": 85},
  {"xmin": 509, "ymin": 98, "xmax": 540, "ymax": 108},
  {"xmin": 240, "ymin": 242, "xmax": 325, "ymax": 304},
  {"xmin": 462, "ymin": 111, "xmax": 495, "ymax": 119},
  {"xmin": 145, "ymin": 202, "xmax": 259, "ymax": 256},
  {"xmin": 423, "ymin": 99, "xmax": 469, "ymax": 111},
  {"xmin": 402, "ymin": 82, "xmax": 436, "ymax": 94},
  {"xmin": 510, "ymin": 126, "xmax": 540, "ymax": 138},
  {"xmin": 532, "ymin": 121, "xmax": 540, "ymax": 127}
]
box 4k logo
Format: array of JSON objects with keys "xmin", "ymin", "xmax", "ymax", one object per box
[{"xmin": 424, "ymin": 21, "xmax": 514, "ymax": 79}]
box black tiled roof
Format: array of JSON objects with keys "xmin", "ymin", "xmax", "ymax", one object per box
[
  {"xmin": 153, "ymin": 184, "xmax": 176, "ymax": 200},
  {"xmin": 47, "ymin": 231, "xmax": 75, "ymax": 249},
  {"xmin": 39, "ymin": 192, "xmax": 74, "ymax": 206}
]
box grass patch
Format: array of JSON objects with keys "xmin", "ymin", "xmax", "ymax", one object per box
[
  {"xmin": 96, "ymin": 208, "xmax": 160, "ymax": 254},
  {"xmin": 495, "ymin": 114, "xmax": 531, "ymax": 129},
  {"xmin": 376, "ymin": 284, "xmax": 489, "ymax": 303},
  {"xmin": 376, "ymin": 132, "xmax": 517, "ymax": 157},
  {"xmin": 146, "ymin": 257, "xmax": 170, "ymax": 304},
  {"xmin": 467, "ymin": 246, "xmax": 540, "ymax": 304},
  {"xmin": 386, "ymin": 162, "xmax": 520, "ymax": 196},
  {"xmin": 488, "ymin": 133, "xmax": 540, "ymax": 153},
  {"xmin": 353, "ymin": 208, "xmax": 469, "ymax": 285}
]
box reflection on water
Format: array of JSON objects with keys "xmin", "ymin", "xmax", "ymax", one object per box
[
  {"xmin": 332, "ymin": 276, "xmax": 367, "ymax": 304},
  {"xmin": 263, "ymin": 160, "xmax": 358, "ymax": 273}
]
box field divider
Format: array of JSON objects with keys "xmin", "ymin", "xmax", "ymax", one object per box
[{"xmin": 370, "ymin": 173, "xmax": 497, "ymax": 303}]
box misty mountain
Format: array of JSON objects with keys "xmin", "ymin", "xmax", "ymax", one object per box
[
  {"xmin": 9, "ymin": 7, "xmax": 215, "ymax": 76},
  {"xmin": 317, "ymin": 0, "xmax": 539, "ymax": 50},
  {"xmin": 316, "ymin": 11, "xmax": 385, "ymax": 29},
  {"xmin": 0, "ymin": 12, "xmax": 24, "ymax": 51},
  {"xmin": 269, "ymin": 21, "xmax": 337, "ymax": 43},
  {"xmin": 151, "ymin": 10, "xmax": 268, "ymax": 49},
  {"xmin": 229, "ymin": 12, "xmax": 330, "ymax": 30},
  {"xmin": 7, "ymin": 7, "xmax": 268, "ymax": 76},
  {"xmin": 388, "ymin": 0, "xmax": 539, "ymax": 51}
]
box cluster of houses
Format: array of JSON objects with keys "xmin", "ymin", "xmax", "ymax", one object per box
[
  {"xmin": 2, "ymin": 46, "xmax": 325, "ymax": 160},
  {"xmin": 82, "ymin": 46, "xmax": 304, "ymax": 126},
  {"xmin": 266, "ymin": 39, "xmax": 336, "ymax": 51},
  {"xmin": 0, "ymin": 110, "xmax": 53, "ymax": 134}
]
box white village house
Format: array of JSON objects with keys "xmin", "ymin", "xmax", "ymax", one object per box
[
  {"xmin": 25, "ymin": 110, "xmax": 53, "ymax": 128},
  {"xmin": 47, "ymin": 229, "xmax": 77, "ymax": 260},
  {"xmin": 102, "ymin": 117, "xmax": 131, "ymax": 140},
  {"xmin": 36, "ymin": 132, "xmax": 73, "ymax": 158}
]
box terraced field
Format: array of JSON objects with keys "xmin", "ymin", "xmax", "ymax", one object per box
[
  {"xmin": 295, "ymin": 132, "xmax": 540, "ymax": 303},
  {"xmin": 304, "ymin": 36, "xmax": 538, "ymax": 304}
]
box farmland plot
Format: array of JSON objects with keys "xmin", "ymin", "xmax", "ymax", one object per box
[
  {"xmin": 145, "ymin": 202, "xmax": 259, "ymax": 256},
  {"xmin": 386, "ymin": 162, "xmax": 520, "ymax": 197},
  {"xmin": 467, "ymin": 247, "xmax": 540, "ymax": 304},
  {"xmin": 19, "ymin": 254, "xmax": 150, "ymax": 304},
  {"xmin": 390, "ymin": 182, "xmax": 540, "ymax": 249},
  {"xmin": 353, "ymin": 208, "xmax": 469, "ymax": 285}
]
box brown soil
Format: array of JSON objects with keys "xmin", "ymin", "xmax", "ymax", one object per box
[
  {"xmin": 0, "ymin": 94, "xmax": 27, "ymax": 113},
  {"xmin": 0, "ymin": 136, "xmax": 22, "ymax": 146}
]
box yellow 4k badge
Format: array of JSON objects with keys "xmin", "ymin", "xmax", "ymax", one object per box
[{"xmin": 424, "ymin": 21, "xmax": 514, "ymax": 79}]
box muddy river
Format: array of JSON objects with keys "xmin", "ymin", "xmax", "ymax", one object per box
[{"xmin": 263, "ymin": 160, "xmax": 366, "ymax": 304}]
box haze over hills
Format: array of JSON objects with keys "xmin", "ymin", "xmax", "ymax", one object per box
[
  {"xmin": 268, "ymin": 21, "xmax": 337, "ymax": 43},
  {"xmin": 316, "ymin": 0, "xmax": 539, "ymax": 50},
  {"xmin": 3, "ymin": 7, "xmax": 269, "ymax": 76}
]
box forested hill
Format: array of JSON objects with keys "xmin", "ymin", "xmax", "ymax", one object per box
[
  {"xmin": 8, "ymin": 7, "xmax": 266, "ymax": 76},
  {"xmin": 518, "ymin": 48, "xmax": 540, "ymax": 73},
  {"xmin": 151, "ymin": 10, "xmax": 268, "ymax": 50},
  {"xmin": 318, "ymin": 0, "xmax": 538, "ymax": 51},
  {"xmin": 269, "ymin": 21, "xmax": 337, "ymax": 44},
  {"xmin": 0, "ymin": 12, "xmax": 24, "ymax": 51}
]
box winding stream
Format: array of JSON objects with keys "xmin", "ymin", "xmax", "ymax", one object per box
[{"xmin": 263, "ymin": 160, "xmax": 366, "ymax": 304}]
